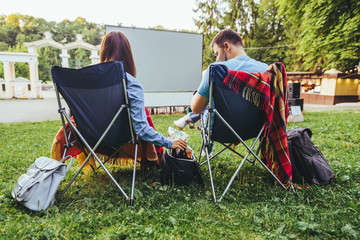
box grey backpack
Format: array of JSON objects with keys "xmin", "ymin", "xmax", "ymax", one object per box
[{"xmin": 12, "ymin": 156, "xmax": 73, "ymax": 211}]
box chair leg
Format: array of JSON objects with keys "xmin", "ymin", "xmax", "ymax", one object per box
[
  {"xmin": 61, "ymin": 111, "xmax": 130, "ymax": 199},
  {"xmin": 253, "ymin": 155, "xmax": 288, "ymax": 190},
  {"xmin": 200, "ymin": 147, "xmax": 223, "ymax": 166},
  {"xmin": 56, "ymin": 151, "xmax": 94, "ymax": 201},
  {"xmin": 218, "ymin": 136, "xmax": 259, "ymax": 202},
  {"xmin": 220, "ymin": 143, "xmax": 245, "ymax": 159},
  {"xmin": 205, "ymin": 146, "xmax": 217, "ymax": 202},
  {"xmin": 216, "ymin": 112, "xmax": 288, "ymax": 191},
  {"xmin": 218, "ymin": 141, "xmax": 255, "ymax": 202},
  {"xmin": 249, "ymin": 139, "xmax": 264, "ymax": 164},
  {"xmin": 130, "ymin": 142, "xmax": 139, "ymax": 206},
  {"xmin": 198, "ymin": 141, "xmax": 204, "ymax": 164}
]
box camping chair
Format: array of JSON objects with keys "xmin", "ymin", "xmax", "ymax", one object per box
[
  {"xmin": 51, "ymin": 61, "xmax": 139, "ymax": 205},
  {"xmin": 198, "ymin": 64, "xmax": 288, "ymax": 203}
]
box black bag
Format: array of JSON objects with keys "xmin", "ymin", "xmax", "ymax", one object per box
[
  {"xmin": 287, "ymin": 128, "xmax": 335, "ymax": 185},
  {"xmin": 160, "ymin": 149, "xmax": 203, "ymax": 186}
]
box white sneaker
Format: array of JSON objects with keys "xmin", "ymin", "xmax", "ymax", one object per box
[{"xmin": 174, "ymin": 117, "xmax": 188, "ymax": 130}]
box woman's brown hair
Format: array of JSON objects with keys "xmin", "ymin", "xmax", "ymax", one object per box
[{"xmin": 100, "ymin": 31, "xmax": 137, "ymax": 77}]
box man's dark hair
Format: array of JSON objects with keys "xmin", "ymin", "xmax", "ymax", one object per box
[{"xmin": 210, "ymin": 29, "xmax": 243, "ymax": 49}]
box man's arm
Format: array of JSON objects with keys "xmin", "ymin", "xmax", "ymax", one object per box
[{"xmin": 191, "ymin": 92, "xmax": 208, "ymax": 114}]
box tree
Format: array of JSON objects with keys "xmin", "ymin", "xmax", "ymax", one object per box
[
  {"xmin": 193, "ymin": 0, "xmax": 223, "ymax": 68},
  {"xmin": 194, "ymin": 0, "xmax": 264, "ymax": 68},
  {"xmin": 276, "ymin": 0, "xmax": 360, "ymax": 72},
  {"xmin": 246, "ymin": 0, "xmax": 291, "ymax": 66},
  {"xmin": 221, "ymin": 0, "xmax": 259, "ymax": 45},
  {"xmin": 38, "ymin": 47, "xmax": 61, "ymax": 82}
]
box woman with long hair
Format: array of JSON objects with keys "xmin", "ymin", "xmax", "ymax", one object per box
[{"xmin": 99, "ymin": 31, "xmax": 187, "ymax": 151}]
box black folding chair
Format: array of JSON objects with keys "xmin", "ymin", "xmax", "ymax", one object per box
[
  {"xmin": 198, "ymin": 64, "xmax": 288, "ymax": 202},
  {"xmin": 51, "ymin": 61, "xmax": 139, "ymax": 205}
]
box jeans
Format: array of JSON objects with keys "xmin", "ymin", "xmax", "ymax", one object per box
[
  {"xmin": 187, "ymin": 112, "xmax": 201, "ymax": 123},
  {"xmin": 187, "ymin": 105, "xmax": 213, "ymax": 154},
  {"xmin": 186, "ymin": 105, "xmax": 209, "ymax": 123}
]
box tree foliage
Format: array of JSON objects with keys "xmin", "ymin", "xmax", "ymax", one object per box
[
  {"xmin": 194, "ymin": 0, "xmax": 360, "ymax": 72},
  {"xmin": 193, "ymin": 0, "xmax": 223, "ymax": 69},
  {"xmin": 298, "ymin": 0, "xmax": 359, "ymax": 72},
  {"xmin": 276, "ymin": 0, "xmax": 360, "ymax": 71},
  {"xmin": 193, "ymin": 0, "xmax": 262, "ymax": 69},
  {"xmin": 1, "ymin": 2, "xmax": 359, "ymax": 81},
  {"xmin": 246, "ymin": 0, "xmax": 290, "ymax": 65}
]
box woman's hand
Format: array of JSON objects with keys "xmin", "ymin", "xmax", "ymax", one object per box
[{"xmin": 171, "ymin": 138, "xmax": 187, "ymax": 150}]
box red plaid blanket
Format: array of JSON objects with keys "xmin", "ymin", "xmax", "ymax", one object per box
[
  {"xmin": 223, "ymin": 62, "xmax": 292, "ymax": 184},
  {"xmin": 51, "ymin": 107, "xmax": 163, "ymax": 164}
]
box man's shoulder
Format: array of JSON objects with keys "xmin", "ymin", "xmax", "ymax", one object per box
[
  {"xmin": 208, "ymin": 56, "xmax": 268, "ymax": 72},
  {"xmin": 248, "ymin": 57, "xmax": 268, "ymax": 66},
  {"xmin": 234, "ymin": 56, "xmax": 268, "ymax": 72},
  {"xmin": 238, "ymin": 55, "xmax": 267, "ymax": 65}
]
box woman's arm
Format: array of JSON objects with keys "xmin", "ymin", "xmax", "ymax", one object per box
[{"xmin": 126, "ymin": 73, "xmax": 186, "ymax": 150}]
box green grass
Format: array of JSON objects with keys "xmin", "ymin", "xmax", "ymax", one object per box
[{"xmin": 0, "ymin": 111, "xmax": 359, "ymax": 239}]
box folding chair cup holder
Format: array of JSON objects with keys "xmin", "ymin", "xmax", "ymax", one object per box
[
  {"xmin": 51, "ymin": 61, "xmax": 139, "ymax": 206},
  {"xmin": 198, "ymin": 64, "xmax": 289, "ymax": 203}
]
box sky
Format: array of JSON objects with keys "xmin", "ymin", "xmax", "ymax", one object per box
[{"xmin": 1, "ymin": 0, "xmax": 199, "ymax": 31}]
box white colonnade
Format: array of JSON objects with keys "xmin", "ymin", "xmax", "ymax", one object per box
[{"xmin": 0, "ymin": 32, "xmax": 100, "ymax": 98}]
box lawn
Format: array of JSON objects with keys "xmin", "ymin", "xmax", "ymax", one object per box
[{"xmin": 0, "ymin": 110, "xmax": 359, "ymax": 239}]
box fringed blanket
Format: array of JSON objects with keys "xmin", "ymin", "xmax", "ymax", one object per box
[
  {"xmin": 223, "ymin": 62, "xmax": 292, "ymax": 185},
  {"xmin": 51, "ymin": 107, "xmax": 163, "ymax": 174}
]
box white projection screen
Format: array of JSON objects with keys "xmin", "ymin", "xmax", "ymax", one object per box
[{"xmin": 105, "ymin": 25, "xmax": 203, "ymax": 107}]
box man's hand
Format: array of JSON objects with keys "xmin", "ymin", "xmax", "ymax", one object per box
[
  {"xmin": 171, "ymin": 138, "xmax": 187, "ymax": 150},
  {"xmin": 190, "ymin": 93, "xmax": 209, "ymax": 114}
]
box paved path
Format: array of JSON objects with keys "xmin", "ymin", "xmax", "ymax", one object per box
[
  {"xmin": 0, "ymin": 98, "xmax": 67, "ymax": 123},
  {"xmin": 0, "ymin": 98, "xmax": 360, "ymax": 123},
  {"xmin": 302, "ymin": 102, "xmax": 360, "ymax": 111}
]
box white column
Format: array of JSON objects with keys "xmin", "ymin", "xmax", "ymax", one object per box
[
  {"xmin": 9, "ymin": 62, "xmax": 16, "ymax": 98},
  {"xmin": 3, "ymin": 61, "xmax": 13, "ymax": 98},
  {"xmin": 60, "ymin": 49, "xmax": 70, "ymax": 67},
  {"xmin": 9, "ymin": 62, "xmax": 15, "ymax": 80},
  {"xmin": 29, "ymin": 61, "xmax": 39, "ymax": 98},
  {"xmin": 27, "ymin": 46, "xmax": 37, "ymax": 54},
  {"xmin": 90, "ymin": 49, "xmax": 100, "ymax": 65}
]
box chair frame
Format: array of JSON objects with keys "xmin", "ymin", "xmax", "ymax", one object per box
[
  {"xmin": 54, "ymin": 64, "xmax": 139, "ymax": 206},
  {"xmin": 198, "ymin": 65, "xmax": 288, "ymax": 203}
]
